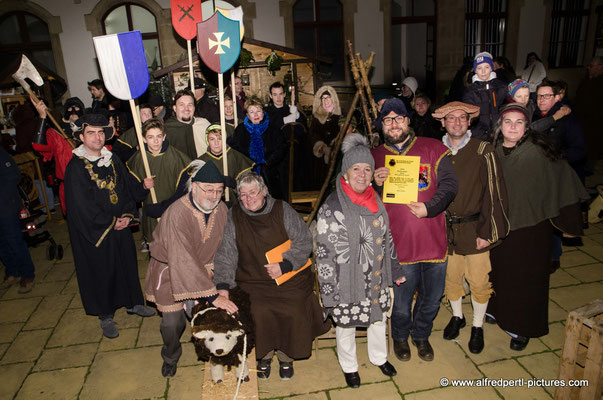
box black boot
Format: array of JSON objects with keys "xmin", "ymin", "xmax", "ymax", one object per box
[
  {"xmin": 468, "ymin": 327, "xmax": 484, "ymax": 354},
  {"xmin": 510, "ymin": 336, "xmax": 529, "ymax": 351},
  {"xmin": 443, "ymin": 316, "xmax": 466, "ymax": 340}
]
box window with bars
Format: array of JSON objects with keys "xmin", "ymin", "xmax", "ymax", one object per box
[
  {"xmin": 293, "ymin": 0, "xmax": 344, "ymax": 81},
  {"xmin": 102, "ymin": 3, "xmax": 162, "ymax": 71},
  {"xmin": 548, "ymin": 0, "xmax": 590, "ymax": 68},
  {"xmin": 464, "ymin": 0, "xmax": 507, "ymax": 59}
]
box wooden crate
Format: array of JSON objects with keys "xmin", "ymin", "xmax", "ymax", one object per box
[{"xmin": 555, "ymin": 299, "xmax": 603, "ymax": 400}]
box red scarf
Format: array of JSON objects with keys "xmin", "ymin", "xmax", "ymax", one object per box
[{"xmin": 340, "ymin": 177, "xmax": 379, "ymax": 213}]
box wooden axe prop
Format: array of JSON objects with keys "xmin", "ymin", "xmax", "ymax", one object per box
[{"xmin": 11, "ymin": 54, "xmax": 75, "ymax": 147}]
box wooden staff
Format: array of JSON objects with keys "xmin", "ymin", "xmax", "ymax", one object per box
[
  {"xmin": 306, "ymin": 91, "xmax": 361, "ymax": 226},
  {"xmin": 27, "ymin": 90, "xmax": 75, "ymax": 149},
  {"xmin": 218, "ymin": 73, "xmax": 230, "ymax": 202},
  {"xmin": 129, "ymin": 99, "xmax": 157, "ymax": 203},
  {"xmin": 356, "ymin": 52, "xmax": 378, "ymax": 119},
  {"xmin": 287, "ymin": 85, "xmax": 296, "ymax": 199},
  {"xmin": 231, "ymin": 70, "xmax": 238, "ymax": 127},
  {"xmin": 187, "ymin": 40, "xmax": 195, "ymax": 93},
  {"xmin": 347, "ymin": 41, "xmax": 373, "ymax": 138}
]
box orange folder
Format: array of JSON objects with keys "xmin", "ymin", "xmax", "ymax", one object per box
[{"xmin": 265, "ymin": 239, "xmax": 311, "ymax": 285}]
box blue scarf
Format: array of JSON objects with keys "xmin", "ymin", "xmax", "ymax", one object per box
[{"xmin": 244, "ymin": 113, "xmax": 269, "ymax": 174}]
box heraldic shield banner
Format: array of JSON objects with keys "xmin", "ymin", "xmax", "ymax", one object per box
[
  {"xmin": 197, "ymin": 12, "xmax": 241, "ymax": 74},
  {"xmin": 171, "ymin": 0, "xmax": 203, "ymax": 40}
]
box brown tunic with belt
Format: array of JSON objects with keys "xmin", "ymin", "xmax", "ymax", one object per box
[{"xmin": 230, "ymin": 200, "xmax": 328, "ymax": 359}]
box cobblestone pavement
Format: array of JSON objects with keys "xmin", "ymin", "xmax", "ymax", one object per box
[{"xmin": 1, "ymin": 206, "xmax": 601, "ymax": 399}]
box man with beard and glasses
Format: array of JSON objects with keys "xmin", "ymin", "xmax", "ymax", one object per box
[
  {"xmin": 144, "ymin": 160, "xmax": 236, "ymax": 377},
  {"xmin": 31, "ymin": 96, "xmax": 86, "ymax": 214},
  {"xmin": 164, "ymin": 89, "xmax": 210, "ymax": 160},
  {"xmin": 371, "ymin": 98, "xmax": 458, "ymax": 363}
]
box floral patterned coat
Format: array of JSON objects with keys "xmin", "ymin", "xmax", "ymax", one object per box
[{"xmin": 315, "ymin": 188, "xmax": 404, "ymax": 327}]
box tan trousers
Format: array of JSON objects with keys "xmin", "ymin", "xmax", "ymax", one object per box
[{"xmin": 445, "ymin": 251, "xmax": 493, "ymax": 303}]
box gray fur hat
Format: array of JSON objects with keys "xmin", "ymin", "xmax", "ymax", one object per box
[{"xmin": 341, "ymin": 133, "xmax": 374, "ymax": 172}]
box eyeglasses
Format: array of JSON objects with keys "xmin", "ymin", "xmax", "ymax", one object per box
[
  {"xmin": 199, "ymin": 187, "xmax": 224, "ymax": 196},
  {"xmin": 239, "ymin": 189, "xmax": 260, "ymax": 199},
  {"xmin": 445, "ymin": 114, "xmax": 469, "ymax": 122},
  {"xmin": 382, "ymin": 116, "xmax": 406, "ymax": 126},
  {"xmin": 537, "ymin": 93, "xmax": 555, "ymax": 100}
]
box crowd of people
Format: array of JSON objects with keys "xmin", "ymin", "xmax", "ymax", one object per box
[{"xmin": 0, "ymin": 52, "xmax": 600, "ymax": 390}]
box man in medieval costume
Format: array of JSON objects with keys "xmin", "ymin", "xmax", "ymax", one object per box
[
  {"xmin": 144, "ymin": 160, "xmax": 236, "ymax": 377},
  {"xmin": 64, "ymin": 114, "xmax": 154, "ymax": 339}
]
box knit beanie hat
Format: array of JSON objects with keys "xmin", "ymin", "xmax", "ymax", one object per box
[
  {"xmin": 402, "ymin": 77, "xmax": 418, "ymax": 95},
  {"xmin": 507, "ymin": 79, "xmax": 530, "ymax": 99},
  {"xmin": 191, "ymin": 160, "xmax": 224, "ymax": 184},
  {"xmin": 473, "ymin": 52, "xmax": 494, "ymax": 71},
  {"xmin": 341, "ymin": 133, "xmax": 374, "ymax": 173},
  {"xmin": 375, "ymin": 98, "xmax": 409, "ymax": 131}
]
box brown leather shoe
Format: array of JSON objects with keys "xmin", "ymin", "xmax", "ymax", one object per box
[
  {"xmin": 412, "ymin": 339, "xmax": 434, "ymax": 361},
  {"xmin": 1, "ymin": 275, "xmax": 19, "ymax": 289},
  {"xmin": 18, "ymin": 278, "xmax": 34, "ymax": 294},
  {"xmin": 393, "ymin": 339, "xmax": 411, "ymax": 362}
]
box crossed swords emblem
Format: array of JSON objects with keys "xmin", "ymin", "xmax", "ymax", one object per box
[{"xmin": 178, "ymin": 4, "xmax": 194, "ymax": 21}]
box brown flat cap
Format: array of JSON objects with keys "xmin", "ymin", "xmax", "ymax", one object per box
[{"xmin": 432, "ymin": 101, "xmax": 480, "ymax": 120}]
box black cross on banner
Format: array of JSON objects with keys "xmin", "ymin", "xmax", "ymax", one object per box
[{"xmin": 178, "ymin": 5, "xmax": 194, "ymax": 21}]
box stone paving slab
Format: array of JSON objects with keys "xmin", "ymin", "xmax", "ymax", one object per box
[
  {"xmin": 0, "ymin": 362, "xmax": 34, "ymax": 400},
  {"xmin": 1, "ymin": 280, "xmax": 67, "ymax": 300},
  {"xmin": 98, "ymin": 328, "xmax": 138, "ymax": 352},
  {"xmin": 564, "ymin": 263, "xmax": 603, "ymax": 283},
  {"xmin": 515, "ymin": 351, "xmax": 561, "ymax": 396},
  {"xmin": 0, "ymin": 322, "xmax": 24, "ymax": 343},
  {"xmin": 16, "ymin": 366, "xmax": 88, "ymax": 400},
  {"xmin": 47, "ymin": 309, "xmax": 102, "ymax": 348},
  {"xmin": 24, "ymin": 294, "xmax": 72, "ymax": 330},
  {"xmin": 258, "ymin": 350, "xmax": 349, "ymax": 397},
  {"xmin": 548, "ymin": 300, "xmax": 569, "ymax": 323},
  {"xmin": 477, "ymin": 358, "xmax": 551, "ymax": 399},
  {"xmin": 549, "ymin": 282, "xmax": 603, "ymax": 312},
  {"xmin": 165, "ymin": 365, "xmax": 206, "ymax": 400},
  {"xmin": 539, "ymin": 321, "xmax": 566, "ymax": 351},
  {"xmin": 329, "ymin": 381, "xmax": 401, "ymax": 400},
  {"xmin": 0, "ymin": 329, "xmax": 52, "ymax": 365},
  {"xmin": 33, "ymin": 343, "xmax": 98, "ymax": 371},
  {"xmin": 391, "ymin": 335, "xmax": 483, "ymax": 393},
  {"xmin": 136, "ymin": 316, "xmax": 163, "ymax": 347},
  {"xmin": 0, "ymin": 297, "xmax": 41, "ymax": 323},
  {"xmin": 450, "ymin": 319, "xmax": 548, "ymax": 365},
  {"xmin": 61, "ymin": 274, "xmax": 80, "ymax": 295},
  {"xmin": 284, "ymin": 393, "xmax": 329, "ymax": 399},
  {"xmin": 404, "ymin": 386, "xmax": 500, "ymax": 399},
  {"xmin": 549, "ymin": 268, "xmax": 581, "ymax": 288},
  {"xmin": 80, "ymin": 347, "xmax": 167, "ymax": 400},
  {"xmin": 42, "ymin": 263, "xmax": 75, "ymax": 282},
  {"xmin": 560, "ymin": 250, "xmax": 599, "ymax": 268}
]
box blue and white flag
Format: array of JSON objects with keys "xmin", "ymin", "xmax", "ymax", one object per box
[{"xmin": 92, "ymin": 31, "xmax": 149, "ymax": 100}]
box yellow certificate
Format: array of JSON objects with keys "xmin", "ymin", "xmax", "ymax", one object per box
[{"xmin": 382, "ymin": 155, "xmax": 420, "ymax": 204}]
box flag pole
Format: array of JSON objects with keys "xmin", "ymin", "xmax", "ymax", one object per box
[
  {"xmin": 129, "ymin": 99, "xmax": 158, "ymax": 203},
  {"xmin": 218, "ymin": 73, "xmax": 230, "ymax": 201},
  {"xmin": 231, "ymin": 70, "xmax": 238, "ymax": 127},
  {"xmin": 187, "ymin": 39, "xmax": 195, "ymax": 93}
]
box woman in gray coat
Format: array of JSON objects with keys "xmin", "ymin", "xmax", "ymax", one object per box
[{"xmin": 316, "ymin": 134, "xmax": 406, "ymax": 388}]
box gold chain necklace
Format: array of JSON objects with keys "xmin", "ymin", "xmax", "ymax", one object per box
[{"xmin": 83, "ymin": 158, "xmax": 119, "ymax": 204}]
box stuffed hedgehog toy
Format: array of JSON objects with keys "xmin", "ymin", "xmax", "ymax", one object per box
[{"xmin": 191, "ymin": 287, "xmax": 255, "ymax": 383}]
